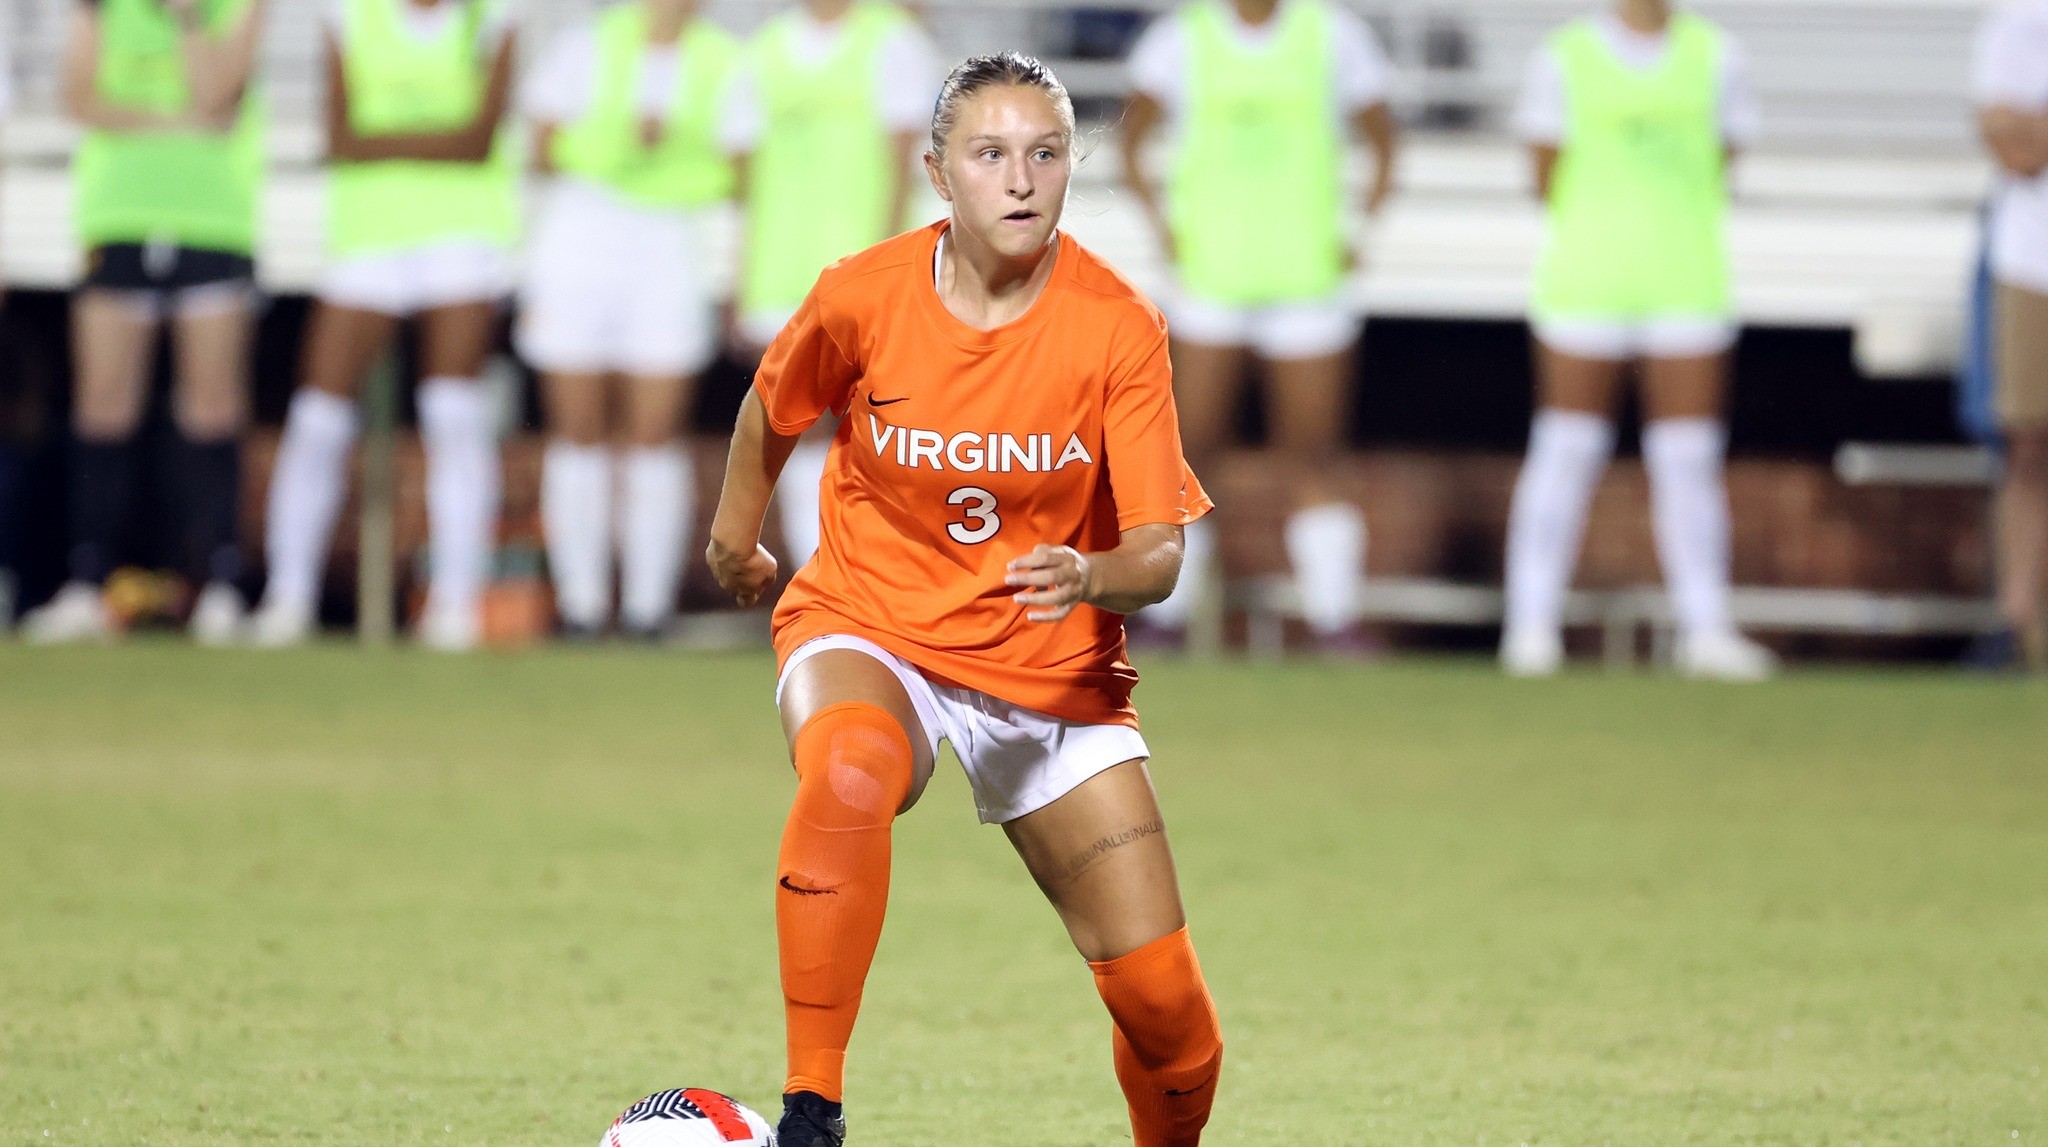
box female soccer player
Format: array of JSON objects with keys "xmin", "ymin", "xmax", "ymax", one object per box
[
  {"xmin": 1119, "ymin": 0, "xmax": 1398, "ymax": 652},
  {"xmin": 247, "ymin": 0, "xmax": 517, "ymax": 650},
  {"xmin": 727, "ymin": 0, "xmax": 939, "ymax": 571},
  {"xmin": 707, "ymin": 53, "xmax": 1223, "ymax": 1147},
  {"xmin": 518, "ymin": 0, "xmax": 745, "ymax": 639},
  {"xmin": 1500, "ymin": 0, "xmax": 1775, "ymax": 679},
  {"xmin": 24, "ymin": 0, "xmax": 266, "ymax": 645}
]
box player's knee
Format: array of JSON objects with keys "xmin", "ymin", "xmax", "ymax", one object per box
[
  {"xmin": 791, "ymin": 702, "xmax": 915, "ymax": 831},
  {"xmin": 1093, "ymin": 929, "xmax": 1222, "ymax": 1067}
]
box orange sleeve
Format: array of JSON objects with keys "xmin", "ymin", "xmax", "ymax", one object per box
[
  {"xmin": 1103, "ymin": 323, "xmax": 1213, "ymax": 531},
  {"xmin": 753, "ymin": 288, "xmax": 861, "ymax": 437}
]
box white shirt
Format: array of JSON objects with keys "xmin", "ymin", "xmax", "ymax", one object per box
[
  {"xmin": 1513, "ymin": 13, "xmax": 1760, "ymax": 148},
  {"xmin": 1975, "ymin": 1, "xmax": 2048, "ymax": 293},
  {"xmin": 323, "ymin": 0, "xmax": 515, "ymax": 53},
  {"xmin": 1127, "ymin": 0, "xmax": 1393, "ymax": 122},
  {"xmin": 716, "ymin": 9, "xmax": 942, "ymax": 153},
  {"xmin": 521, "ymin": 21, "xmax": 754, "ymax": 152}
]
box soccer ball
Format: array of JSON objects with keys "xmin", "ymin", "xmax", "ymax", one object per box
[{"xmin": 600, "ymin": 1089, "xmax": 777, "ymax": 1146}]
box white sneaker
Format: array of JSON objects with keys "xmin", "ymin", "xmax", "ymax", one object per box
[
  {"xmin": 188, "ymin": 582, "xmax": 246, "ymax": 647},
  {"xmin": 1500, "ymin": 626, "xmax": 1564, "ymax": 677},
  {"xmin": 1676, "ymin": 629, "xmax": 1778, "ymax": 681},
  {"xmin": 21, "ymin": 582, "xmax": 114, "ymax": 645},
  {"xmin": 415, "ymin": 604, "xmax": 480, "ymax": 652},
  {"xmin": 245, "ymin": 596, "xmax": 315, "ymax": 648}
]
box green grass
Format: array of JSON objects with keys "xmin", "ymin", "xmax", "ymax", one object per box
[{"xmin": 2, "ymin": 645, "xmax": 2044, "ymax": 1145}]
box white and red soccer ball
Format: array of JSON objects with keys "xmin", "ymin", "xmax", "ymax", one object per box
[{"xmin": 600, "ymin": 1089, "xmax": 776, "ymax": 1147}]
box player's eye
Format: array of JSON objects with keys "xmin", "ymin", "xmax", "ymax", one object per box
[
  {"xmin": 980, "ymin": 148, "xmax": 1002, "ymax": 161},
  {"xmin": 1034, "ymin": 148, "xmax": 1057, "ymax": 162}
]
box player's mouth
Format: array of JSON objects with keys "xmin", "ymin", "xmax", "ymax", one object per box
[{"xmin": 1001, "ymin": 209, "xmax": 1040, "ymax": 225}]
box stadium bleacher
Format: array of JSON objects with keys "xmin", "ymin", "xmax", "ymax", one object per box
[
  {"xmin": 0, "ymin": 0, "xmax": 2011, "ymax": 657},
  {"xmin": 0, "ymin": 0, "xmax": 1998, "ymax": 363}
]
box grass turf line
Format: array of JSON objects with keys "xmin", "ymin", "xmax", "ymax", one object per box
[{"xmin": 1, "ymin": 645, "xmax": 2043, "ymax": 1145}]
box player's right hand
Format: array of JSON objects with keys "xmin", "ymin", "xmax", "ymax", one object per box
[{"xmin": 706, "ymin": 536, "xmax": 777, "ymax": 609}]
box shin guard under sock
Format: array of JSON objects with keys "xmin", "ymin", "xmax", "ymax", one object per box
[
  {"xmin": 176, "ymin": 434, "xmax": 243, "ymax": 585},
  {"xmin": 778, "ymin": 702, "xmax": 915, "ymax": 1103},
  {"xmin": 68, "ymin": 438, "xmax": 136, "ymax": 585},
  {"xmin": 1091, "ymin": 927, "xmax": 1224, "ymax": 1147}
]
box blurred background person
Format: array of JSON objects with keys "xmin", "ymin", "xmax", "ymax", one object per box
[
  {"xmin": 247, "ymin": 0, "xmax": 518, "ymax": 651},
  {"xmin": 22, "ymin": 0, "xmax": 266, "ymax": 645},
  {"xmin": 1498, "ymin": 0, "xmax": 1774, "ymax": 680},
  {"xmin": 1118, "ymin": 0, "xmax": 1397, "ymax": 654},
  {"xmin": 1973, "ymin": 0, "xmax": 2048, "ymax": 673},
  {"xmin": 517, "ymin": 0, "xmax": 746, "ymax": 640},
  {"xmin": 727, "ymin": 0, "xmax": 938, "ymax": 572}
]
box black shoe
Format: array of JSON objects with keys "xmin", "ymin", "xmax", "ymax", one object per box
[
  {"xmin": 776, "ymin": 1091, "xmax": 845, "ymax": 1147},
  {"xmin": 1962, "ymin": 627, "xmax": 2024, "ymax": 673},
  {"xmin": 555, "ymin": 620, "xmax": 607, "ymax": 644}
]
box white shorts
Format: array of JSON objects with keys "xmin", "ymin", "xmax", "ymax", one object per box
[
  {"xmin": 517, "ymin": 180, "xmax": 718, "ymax": 377},
  {"xmin": 1532, "ymin": 316, "xmax": 1739, "ymax": 361},
  {"xmin": 775, "ymin": 635, "xmax": 1150, "ymax": 825},
  {"xmin": 320, "ymin": 240, "xmax": 514, "ymax": 317},
  {"xmin": 737, "ymin": 306, "xmax": 798, "ymax": 352},
  {"xmin": 1167, "ymin": 287, "xmax": 1359, "ymax": 360}
]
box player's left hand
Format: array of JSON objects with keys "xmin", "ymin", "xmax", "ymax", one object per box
[{"xmin": 1005, "ymin": 545, "xmax": 1094, "ymax": 623}]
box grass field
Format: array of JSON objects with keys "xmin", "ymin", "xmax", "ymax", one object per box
[{"xmin": 2, "ymin": 645, "xmax": 2044, "ymax": 1146}]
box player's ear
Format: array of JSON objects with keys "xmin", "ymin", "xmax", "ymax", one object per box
[{"xmin": 924, "ymin": 150, "xmax": 953, "ymax": 203}]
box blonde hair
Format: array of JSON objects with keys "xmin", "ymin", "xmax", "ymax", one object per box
[{"xmin": 929, "ymin": 52, "xmax": 1076, "ymax": 159}]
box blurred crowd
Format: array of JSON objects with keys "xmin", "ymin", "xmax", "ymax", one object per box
[{"xmin": 0, "ymin": 0, "xmax": 2042, "ymax": 675}]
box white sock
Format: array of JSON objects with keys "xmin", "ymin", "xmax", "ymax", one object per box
[
  {"xmin": 417, "ymin": 378, "xmax": 501, "ymax": 624},
  {"xmin": 1144, "ymin": 515, "xmax": 1217, "ymax": 629},
  {"xmin": 1503, "ymin": 410, "xmax": 1615, "ymax": 637},
  {"xmin": 1285, "ymin": 501, "xmax": 1368, "ymax": 636},
  {"xmin": 261, "ymin": 389, "xmax": 358, "ymax": 612},
  {"xmin": 775, "ymin": 438, "xmax": 831, "ymax": 569},
  {"xmin": 1643, "ymin": 417, "xmax": 1734, "ymax": 638},
  {"xmin": 541, "ymin": 441, "xmax": 613, "ymax": 629},
  {"xmin": 619, "ymin": 443, "xmax": 691, "ymax": 631}
]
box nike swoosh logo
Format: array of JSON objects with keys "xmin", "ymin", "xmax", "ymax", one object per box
[
  {"xmin": 866, "ymin": 394, "xmax": 910, "ymax": 407},
  {"xmin": 779, "ymin": 875, "xmax": 833, "ymax": 896}
]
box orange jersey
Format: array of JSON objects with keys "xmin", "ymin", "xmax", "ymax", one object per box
[{"xmin": 757, "ymin": 222, "xmax": 1212, "ymax": 727}]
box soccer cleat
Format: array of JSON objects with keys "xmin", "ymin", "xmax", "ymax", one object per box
[
  {"xmin": 776, "ymin": 1091, "xmax": 845, "ymax": 1147},
  {"xmin": 415, "ymin": 603, "xmax": 481, "ymax": 653},
  {"xmin": 1675, "ymin": 629, "xmax": 1777, "ymax": 681},
  {"xmin": 188, "ymin": 582, "xmax": 247, "ymax": 647},
  {"xmin": 245, "ymin": 596, "xmax": 315, "ymax": 648},
  {"xmin": 21, "ymin": 582, "xmax": 114, "ymax": 644},
  {"xmin": 1499, "ymin": 626, "xmax": 1564, "ymax": 677},
  {"xmin": 618, "ymin": 619, "xmax": 671, "ymax": 645},
  {"xmin": 1304, "ymin": 622, "xmax": 1386, "ymax": 662},
  {"xmin": 1961, "ymin": 628, "xmax": 2025, "ymax": 674}
]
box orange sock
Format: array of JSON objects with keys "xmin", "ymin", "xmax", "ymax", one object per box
[
  {"xmin": 777, "ymin": 702, "xmax": 914, "ymax": 1103},
  {"xmin": 1090, "ymin": 928, "xmax": 1224, "ymax": 1147}
]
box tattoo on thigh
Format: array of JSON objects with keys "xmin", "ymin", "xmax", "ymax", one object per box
[{"xmin": 1062, "ymin": 818, "xmax": 1164, "ymax": 880}]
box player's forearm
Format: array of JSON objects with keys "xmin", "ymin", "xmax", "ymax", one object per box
[
  {"xmin": 1118, "ymin": 97, "xmax": 1169, "ymax": 236},
  {"xmin": 1983, "ymin": 108, "xmax": 2048, "ymax": 179},
  {"xmin": 1354, "ymin": 103, "xmax": 1398, "ymax": 211},
  {"xmin": 1083, "ymin": 524, "xmax": 1183, "ymax": 615},
  {"xmin": 180, "ymin": 3, "xmax": 262, "ymax": 123},
  {"xmin": 331, "ymin": 122, "xmax": 494, "ymax": 163},
  {"xmin": 1530, "ymin": 144, "xmax": 1559, "ymax": 202},
  {"xmin": 710, "ymin": 389, "xmax": 798, "ymax": 550}
]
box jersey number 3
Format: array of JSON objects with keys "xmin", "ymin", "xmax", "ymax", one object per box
[{"xmin": 947, "ymin": 486, "xmax": 1000, "ymax": 544}]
